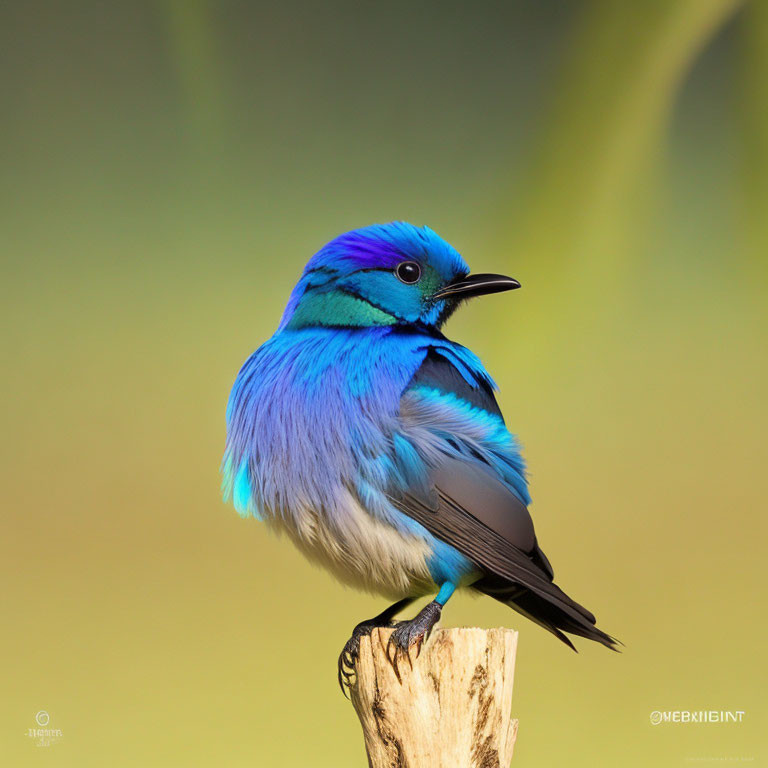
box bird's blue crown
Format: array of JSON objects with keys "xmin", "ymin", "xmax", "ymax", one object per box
[{"xmin": 279, "ymin": 222, "xmax": 470, "ymax": 330}]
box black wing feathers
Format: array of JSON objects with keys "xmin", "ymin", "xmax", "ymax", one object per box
[
  {"xmin": 390, "ymin": 468, "xmax": 597, "ymax": 627},
  {"xmin": 397, "ymin": 350, "xmax": 618, "ymax": 650},
  {"xmin": 409, "ymin": 348, "xmax": 503, "ymax": 417}
]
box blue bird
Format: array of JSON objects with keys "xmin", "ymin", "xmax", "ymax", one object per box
[{"xmin": 222, "ymin": 222, "xmax": 616, "ymax": 688}]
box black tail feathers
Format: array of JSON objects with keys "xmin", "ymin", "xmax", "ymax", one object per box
[{"xmin": 474, "ymin": 575, "xmax": 619, "ymax": 651}]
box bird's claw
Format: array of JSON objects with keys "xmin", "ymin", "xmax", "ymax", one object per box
[
  {"xmin": 338, "ymin": 619, "xmax": 397, "ymax": 696},
  {"xmin": 384, "ymin": 600, "xmax": 442, "ymax": 682},
  {"xmin": 336, "ymin": 598, "xmax": 436, "ymax": 694},
  {"xmin": 337, "ymin": 597, "xmax": 417, "ymax": 696}
]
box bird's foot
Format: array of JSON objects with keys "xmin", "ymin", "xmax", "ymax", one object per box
[
  {"xmin": 386, "ymin": 600, "xmax": 442, "ymax": 681},
  {"xmin": 338, "ymin": 620, "xmax": 388, "ymax": 693},
  {"xmin": 337, "ymin": 598, "xmax": 414, "ymax": 695}
]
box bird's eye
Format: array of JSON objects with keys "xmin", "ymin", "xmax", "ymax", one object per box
[{"xmin": 395, "ymin": 261, "xmax": 422, "ymax": 284}]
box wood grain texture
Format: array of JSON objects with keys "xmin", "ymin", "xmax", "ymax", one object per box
[{"xmin": 350, "ymin": 627, "xmax": 518, "ymax": 768}]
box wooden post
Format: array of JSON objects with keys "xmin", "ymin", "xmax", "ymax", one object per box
[{"xmin": 349, "ymin": 627, "xmax": 518, "ymax": 768}]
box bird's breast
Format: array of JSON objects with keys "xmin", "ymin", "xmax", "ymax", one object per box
[{"xmin": 224, "ymin": 329, "xmax": 439, "ymax": 597}]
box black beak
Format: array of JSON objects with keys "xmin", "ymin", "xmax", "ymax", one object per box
[{"xmin": 432, "ymin": 273, "xmax": 521, "ymax": 300}]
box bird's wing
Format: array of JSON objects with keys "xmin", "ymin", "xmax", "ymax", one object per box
[
  {"xmin": 407, "ymin": 346, "xmax": 504, "ymax": 418},
  {"xmin": 392, "ymin": 348, "xmax": 598, "ymax": 626}
]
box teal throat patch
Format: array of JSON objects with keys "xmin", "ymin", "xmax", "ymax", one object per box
[{"xmin": 286, "ymin": 289, "xmax": 399, "ymax": 329}]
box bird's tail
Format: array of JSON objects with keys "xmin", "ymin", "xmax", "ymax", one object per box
[{"xmin": 473, "ymin": 575, "xmax": 619, "ymax": 651}]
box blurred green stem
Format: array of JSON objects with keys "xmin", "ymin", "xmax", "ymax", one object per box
[
  {"xmin": 738, "ymin": 1, "xmax": 768, "ymax": 291},
  {"xmin": 508, "ymin": 0, "xmax": 744, "ymax": 283},
  {"xmin": 158, "ymin": 0, "xmax": 227, "ymax": 154}
]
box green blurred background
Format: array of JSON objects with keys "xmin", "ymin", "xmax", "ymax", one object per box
[{"xmin": 2, "ymin": 1, "xmax": 766, "ymax": 765}]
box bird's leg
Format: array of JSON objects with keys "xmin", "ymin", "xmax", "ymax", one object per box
[
  {"xmin": 337, "ymin": 597, "xmax": 415, "ymax": 694},
  {"xmin": 386, "ymin": 582, "xmax": 455, "ymax": 680}
]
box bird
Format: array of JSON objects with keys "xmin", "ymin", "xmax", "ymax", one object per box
[{"xmin": 221, "ymin": 222, "xmax": 617, "ymax": 690}]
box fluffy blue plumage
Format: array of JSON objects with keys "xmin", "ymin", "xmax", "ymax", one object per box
[
  {"xmin": 223, "ymin": 222, "xmax": 525, "ymax": 598},
  {"xmin": 222, "ymin": 222, "xmax": 616, "ymax": 664},
  {"xmin": 222, "ymin": 324, "xmax": 524, "ymax": 593}
]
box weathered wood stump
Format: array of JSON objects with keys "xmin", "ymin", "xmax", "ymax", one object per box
[{"xmin": 349, "ymin": 627, "xmax": 518, "ymax": 767}]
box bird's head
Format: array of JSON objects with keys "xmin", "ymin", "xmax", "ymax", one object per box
[{"xmin": 280, "ymin": 222, "xmax": 519, "ymax": 331}]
